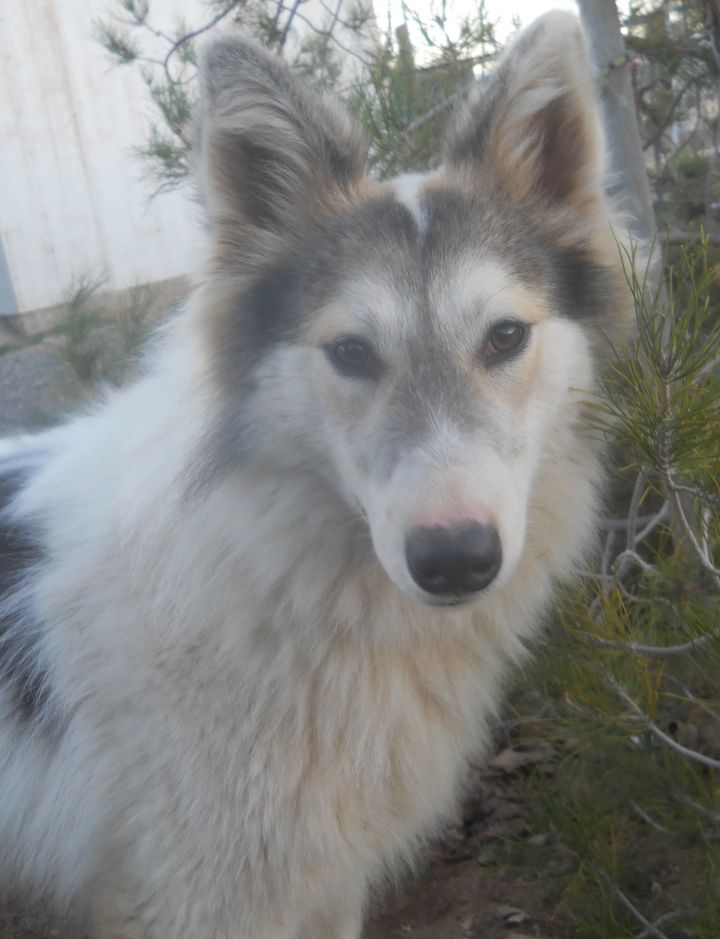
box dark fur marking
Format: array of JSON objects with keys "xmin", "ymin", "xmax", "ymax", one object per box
[
  {"xmin": 0, "ymin": 461, "xmax": 50, "ymax": 723},
  {"xmin": 216, "ymin": 195, "xmax": 423, "ymax": 379},
  {"xmin": 551, "ymin": 246, "xmax": 617, "ymax": 322},
  {"xmin": 242, "ymin": 256, "xmax": 308, "ymax": 348},
  {"xmin": 422, "ymin": 189, "xmax": 617, "ymax": 323},
  {"xmin": 230, "ymin": 137, "xmax": 290, "ymax": 232},
  {"xmin": 0, "ymin": 469, "xmax": 37, "ymax": 594}
]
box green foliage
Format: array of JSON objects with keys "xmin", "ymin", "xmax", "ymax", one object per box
[
  {"xmin": 54, "ymin": 276, "xmax": 158, "ymax": 387},
  {"xmin": 626, "ymin": 0, "xmax": 720, "ymax": 227},
  {"xmin": 598, "ymin": 236, "xmax": 720, "ymax": 482},
  {"xmin": 96, "ymin": 0, "xmax": 500, "ymax": 189},
  {"xmin": 55, "ymin": 275, "xmax": 108, "ymax": 384},
  {"xmin": 495, "ymin": 234, "xmax": 720, "ymax": 935},
  {"xmin": 350, "ymin": 3, "xmax": 498, "ymax": 176}
]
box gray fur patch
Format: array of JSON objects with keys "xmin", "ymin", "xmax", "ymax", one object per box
[{"xmin": 0, "ymin": 458, "xmax": 51, "ymax": 724}]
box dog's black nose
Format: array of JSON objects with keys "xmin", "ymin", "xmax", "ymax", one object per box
[{"xmin": 405, "ymin": 522, "xmax": 502, "ymax": 598}]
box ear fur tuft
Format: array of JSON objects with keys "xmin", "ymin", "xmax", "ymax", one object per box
[
  {"xmin": 196, "ymin": 34, "xmax": 367, "ymax": 262},
  {"xmin": 444, "ymin": 11, "xmax": 604, "ymax": 219}
]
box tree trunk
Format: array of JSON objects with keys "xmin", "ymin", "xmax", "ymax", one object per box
[{"xmin": 577, "ymin": 0, "xmax": 655, "ymax": 241}]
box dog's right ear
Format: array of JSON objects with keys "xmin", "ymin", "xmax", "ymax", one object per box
[{"xmin": 197, "ymin": 35, "xmax": 367, "ymax": 264}]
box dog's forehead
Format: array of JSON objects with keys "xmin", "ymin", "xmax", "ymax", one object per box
[{"xmin": 319, "ymin": 177, "xmax": 547, "ymax": 333}]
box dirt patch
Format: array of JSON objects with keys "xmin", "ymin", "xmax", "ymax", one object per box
[{"xmin": 367, "ymin": 856, "xmax": 552, "ymax": 939}]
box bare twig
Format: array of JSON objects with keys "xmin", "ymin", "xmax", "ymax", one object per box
[
  {"xmin": 675, "ymin": 791, "xmax": 720, "ymax": 823},
  {"xmin": 595, "ymin": 867, "xmax": 671, "ymax": 939},
  {"xmin": 631, "ymin": 800, "xmax": 671, "ymax": 833},
  {"xmin": 599, "ymin": 510, "xmax": 667, "ymax": 533},
  {"xmin": 278, "ymin": 0, "xmax": 306, "ymax": 51},
  {"xmin": 642, "ymin": 80, "xmax": 694, "ymax": 151},
  {"xmin": 578, "ymin": 629, "xmax": 719, "ymax": 657},
  {"xmin": 612, "ymin": 679, "xmax": 720, "ymax": 770},
  {"xmin": 626, "ymin": 471, "xmax": 646, "ymax": 548},
  {"xmin": 613, "ymin": 547, "xmax": 656, "ymax": 577},
  {"xmin": 162, "ymin": 2, "xmax": 243, "ymax": 81},
  {"xmin": 667, "ymin": 678, "xmax": 720, "ymax": 720},
  {"xmin": 666, "ymin": 472, "xmax": 720, "ymax": 586},
  {"xmin": 291, "ymin": 8, "xmax": 373, "ymax": 66},
  {"xmin": 636, "ymin": 910, "xmax": 691, "ymax": 939},
  {"xmin": 634, "ymin": 502, "xmax": 671, "ymax": 543},
  {"xmin": 670, "ymin": 482, "xmax": 720, "ymax": 510}
]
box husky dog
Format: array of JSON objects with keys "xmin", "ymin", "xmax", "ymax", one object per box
[{"xmin": 0, "ymin": 11, "xmax": 633, "ymax": 939}]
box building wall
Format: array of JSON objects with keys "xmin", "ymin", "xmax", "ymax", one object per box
[
  {"xmin": 0, "ymin": 0, "xmax": 370, "ymax": 315},
  {"xmin": 0, "ymin": 0, "xmax": 210, "ymax": 314}
]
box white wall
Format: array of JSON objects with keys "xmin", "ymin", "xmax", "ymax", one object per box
[
  {"xmin": 0, "ymin": 0, "xmax": 210, "ymax": 313},
  {"xmin": 0, "ymin": 0, "xmax": 370, "ymax": 315}
]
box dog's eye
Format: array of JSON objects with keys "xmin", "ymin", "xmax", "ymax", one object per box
[
  {"xmin": 484, "ymin": 321, "xmax": 528, "ymax": 360},
  {"xmin": 326, "ymin": 338, "xmax": 379, "ymax": 379}
]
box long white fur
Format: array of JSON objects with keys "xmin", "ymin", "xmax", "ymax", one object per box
[
  {"xmin": 0, "ymin": 304, "xmax": 602, "ymax": 938},
  {"xmin": 0, "ymin": 12, "xmax": 618, "ymax": 939}
]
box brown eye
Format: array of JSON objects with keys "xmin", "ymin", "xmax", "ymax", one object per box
[
  {"xmin": 484, "ymin": 321, "xmax": 528, "ymax": 360},
  {"xmin": 326, "ymin": 338, "xmax": 380, "ymax": 379}
]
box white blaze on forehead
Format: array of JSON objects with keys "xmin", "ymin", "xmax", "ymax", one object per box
[{"xmin": 392, "ymin": 172, "xmax": 430, "ymax": 235}]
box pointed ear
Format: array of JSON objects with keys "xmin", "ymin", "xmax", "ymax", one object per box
[
  {"xmin": 196, "ymin": 34, "xmax": 367, "ymax": 262},
  {"xmin": 444, "ymin": 11, "xmax": 604, "ymax": 220}
]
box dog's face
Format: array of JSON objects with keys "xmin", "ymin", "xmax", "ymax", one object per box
[{"xmin": 197, "ymin": 13, "xmax": 629, "ymax": 606}]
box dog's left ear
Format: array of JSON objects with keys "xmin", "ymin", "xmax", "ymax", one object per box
[
  {"xmin": 444, "ymin": 11, "xmax": 604, "ymax": 220},
  {"xmin": 197, "ymin": 34, "xmax": 367, "ymax": 262}
]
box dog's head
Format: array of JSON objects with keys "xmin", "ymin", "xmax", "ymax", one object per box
[{"xmin": 196, "ymin": 12, "xmax": 631, "ymax": 607}]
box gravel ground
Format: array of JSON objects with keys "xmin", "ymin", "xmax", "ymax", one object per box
[{"xmin": 0, "ymin": 341, "xmax": 90, "ymax": 436}]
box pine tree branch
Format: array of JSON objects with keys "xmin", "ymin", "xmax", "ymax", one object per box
[
  {"xmin": 315, "ymin": 0, "xmax": 366, "ymax": 34},
  {"xmin": 626, "ymin": 470, "xmax": 646, "ymax": 547},
  {"xmin": 642, "ymin": 79, "xmax": 695, "ymax": 152},
  {"xmin": 291, "ymin": 8, "xmax": 373, "ymax": 66},
  {"xmin": 162, "ymin": 2, "xmax": 243, "ymax": 81},
  {"xmin": 613, "ymin": 547, "xmax": 656, "ymax": 577},
  {"xmin": 633, "ymin": 503, "xmax": 671, "ymax": 543},
  {"xmin": 278, "ymin": 0, "xmax": 307, "ymax": 51}
]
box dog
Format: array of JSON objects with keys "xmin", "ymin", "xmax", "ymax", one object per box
[{"xmin": 0, "ymin": 10, "xmax": 634, "ymax": 938}]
